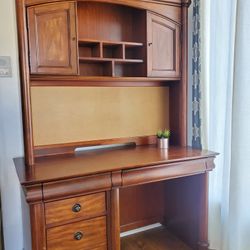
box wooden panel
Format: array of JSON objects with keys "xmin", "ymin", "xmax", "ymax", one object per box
[
  {"xmin": 147, "ymin": 12, "xmax": 180, "ymax": 77},
  {"xmin": 30, "ymin": 76, "xmax": 180, "ymax": 85},
  {"xmin": 43, "ymin": 174, "xmax": 111, "ymax": 201},
  {"xmin": 78, "ymin": 2, "xmax": 146, "ymax": 43},
  {"xmin": 25, "ymin": 0, "xmax": 183, "ymax": 24},
  {"xmin": 29, "ymin": 202, "xmax": 46, "ymax": 250},
  {"xmin": 16, "ymin": 0, "xmax": 35, "ymax": 166},
  {"xmin": 197, "ymin": 173, "xmax": 210, "ymax": 250},
  {"xmin": 34, "ymin": 135, "xmax": 157, "ymax": 158},
  {"xmin": 120, "ymin": 182, "xmax": 165, "ymax": 232},
  {"xmin": 47, "ymin": 216, "xmax": 107, "ymax": 250},
  {"xmin": 169, "ymin": 6, "xmax": 189, "ymax": 147},
  {"xmin": 45, "ymin": 192, "xmax": 106, "ymax": 225},
  {"xmin": 25, "ymin": 184, "xmax": 43, "ymax": 203},
  {"xmin": 122, "ymin": 159, "xmax": 207, "ymax": 187},
  {"xmin": 164, "ymin": 175, "xmax": 208, "ymax": 249},
  {"xmin": 27, "ymin": 2, "xmax": 78, "ymax": 75},
  {"xmin": 111, "ymin": 189, "xmax": 120, "ymax": 250},
  {"xmin": 90, "ymin": 246, "xmax": 107, "ymax": 250},
  {"xmin": 31, "ymin": 87, "xmax": 169, "ymax": 146}
]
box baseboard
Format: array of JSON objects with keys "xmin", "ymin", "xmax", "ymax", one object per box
[{"xmin": 120, "ymin": 223, "xmax": 162, "ymax": 238}]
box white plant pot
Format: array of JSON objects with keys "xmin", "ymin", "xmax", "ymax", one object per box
[{"xmin": 157, "ymin": 138, "xmax": 169, "ymax": 149}]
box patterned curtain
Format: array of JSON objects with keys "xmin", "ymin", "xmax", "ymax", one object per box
[{"xmin": 192, "ymin": 0, "xmax": 202, "ymax": 149}]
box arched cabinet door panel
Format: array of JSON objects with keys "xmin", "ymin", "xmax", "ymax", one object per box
[
  {"xmin": 147, "ymin": 12, "xmax": 181, "ymax": 78},
  {"xmin": 27, "ymin": 2, "xmax": 78, "ymax": 75}
]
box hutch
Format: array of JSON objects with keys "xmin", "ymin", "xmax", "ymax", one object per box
[{"xmin": 14, "ymin": 0, "xmax": 218, "ymax": 249}]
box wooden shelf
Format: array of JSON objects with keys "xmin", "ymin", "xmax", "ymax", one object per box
[
  {"xmin": 78, "ymin": 38, "xmax": 144, "ymax": 77},
  {"xmin": 79, "ymin": 57, "xmax": 112, "ymax": 63},
  {"xmin": 79, "ymin": 57, "xmax": 143, "ymax": 64},
  {"xmin": 115, "ymin": 59, "xmax": 143, "ymax": 64},
  {"xmin": 78, "ymin": 38, "xmax": 143, "ymax": 47},
  {"xmin": 30, "ymin": 76, "xmax": 180, "ymax": 82},
  {"xmin": 121, "ymin": 226, "xmax": 192, "ymax": 250},
  {"xmin": 30, "ymin": 76, "xmax": 180, "ymax": 87}
]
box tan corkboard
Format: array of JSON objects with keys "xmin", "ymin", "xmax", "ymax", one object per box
[{"xmin": 31, "ymin": 87, "xmax": 169, "ymax": 146}]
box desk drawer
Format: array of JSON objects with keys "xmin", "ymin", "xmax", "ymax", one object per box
[
  {"xmin": 47, "ymin": 216, "xmax": 107, "ymax": 250},
  {"xmin": 45, "ymin": 192, "xmax": 106, "ymax": 225}
]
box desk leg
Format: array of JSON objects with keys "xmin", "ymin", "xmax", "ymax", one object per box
[
  {"xmin": 111, "ymin": 188, "xmax": 120, "ymax": 250},
  {"xmin": 198, "ymin": 173, "xmax": 209, "ymax": 250},
  {"xmin": 29, "ymin": 202, "xmax": 46, "ymax": 250}
]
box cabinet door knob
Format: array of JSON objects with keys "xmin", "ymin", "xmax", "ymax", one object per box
[
  {"xmin": 72, "ymin": 203, "xmax": 81, "ymax": 213},
  {"xmin": 148, "ymin": 42, "xmax": 153, "ymax": 46},
  {"xmin": 74, "ymin": 231, "xmax": 83, "ymax": 241}
]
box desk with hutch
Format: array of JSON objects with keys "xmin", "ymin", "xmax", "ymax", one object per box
[{"xmin": 14, "ymin": 0, "xmax": 218, "ymax": 249}]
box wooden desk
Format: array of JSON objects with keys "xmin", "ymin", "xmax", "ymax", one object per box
[
  {"xmin": 15, "ymin": 146, "xmax": 217, "ymax": 250},
  {"xmin": 14, "ymin": 0, "xmax": 214, "ymax": 249}
]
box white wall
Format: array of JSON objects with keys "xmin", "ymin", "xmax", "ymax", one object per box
[{"xmin": 0, "ymin": 0, "xmax": 26, "ymax": 249}]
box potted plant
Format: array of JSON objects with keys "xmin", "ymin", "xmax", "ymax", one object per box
[{"xmin": 157, "ymin": 129, "xmax": 170, "ymax": 149}]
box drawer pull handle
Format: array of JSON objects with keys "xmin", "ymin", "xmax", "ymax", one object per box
[
  {"xmin": 74, "ymin": 231, "xmax": 83, "ymax": 241},
  {"xmin": 72, "ymin": 203, "xmax": 81, "ymax": 213}
]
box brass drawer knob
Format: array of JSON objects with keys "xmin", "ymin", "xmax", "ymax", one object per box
[
  {"xmin": 74, "ymin": 231, "xmax": 83, "ymax": 241},
  {"xmin": 72, "ymin": 203, "xmax": 81, "ymax": 213}
]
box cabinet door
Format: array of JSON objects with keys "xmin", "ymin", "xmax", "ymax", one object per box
[
  {"xmin": 27, "ymin": 2, "xmax": 78, "ymax": 75},
  {"xmin": 147, "ymin": 12, "xmax": 180, "ymax": 77}
]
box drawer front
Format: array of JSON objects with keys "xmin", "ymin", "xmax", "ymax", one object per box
[
  {"xmin": 45, "ymin": 192, "xmax": 106, "ymax": 225},
  {"xmin": 47, "ymin": 216, "xmax": 107, "ymax": 250},
  {"xmin": 122, "ymin": 159, "xmax": 207, "ymax": 187}
]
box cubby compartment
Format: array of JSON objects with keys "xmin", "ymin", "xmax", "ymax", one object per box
[
  {"xmin": 114, "ymin": 62, "xmax": 144, "ymax": 77},
  {"xmin": 79, "ymin": 61, "xmax": 113, "ymax": 77},
  {"xmin": 125, "ymin": 44, "xmax": 144, "ymax": 60},
  {"xmin": 103, "ymin": 43, "xmax": 123, "ymax": 59},
  {"xmin": 78, "ymin": 40, "xmax": 101, "ymax": 58}
]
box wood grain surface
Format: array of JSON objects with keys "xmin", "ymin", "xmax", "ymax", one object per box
[
  {"xmin": 25, "ymin": 0, "xmax": 183, "ymax": 25},
  {"xmin": 47, "ymin": 216, "xmax": 107, "ymax": 250},
  {"xmin": 147, "ymin": 12, "xmax": 180, "ymax": 77},
  {"xmin": 45, "ymin": 192, "xmax": 106, "ymax": 225},
  {"xmin": 120, "ymin": 182, "xmax": 165, "ymax": 232},
  {"xmin": 27, "ymin": 2, "xmax": 78, "ymax": 75},
  {"xmin": 43, "ymin": 174, "xmax": 111, "ymax": 201},
  {"xmin": 15, "ymin": 146, "xmax": 217, "ymax": 185}
]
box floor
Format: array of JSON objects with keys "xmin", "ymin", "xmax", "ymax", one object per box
[{"xmin": 121, "ymin": 226, "xmax": 192, "ymax": 250}]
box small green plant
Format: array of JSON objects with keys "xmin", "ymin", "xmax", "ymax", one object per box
[{"xmin": 157, "ymin": 129, "xmax": 171, "ymax": 139}]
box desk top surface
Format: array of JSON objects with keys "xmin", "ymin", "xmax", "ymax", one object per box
[{"xmin": 14, "ymin": 145, "xmax": 218, "ymax": 185}]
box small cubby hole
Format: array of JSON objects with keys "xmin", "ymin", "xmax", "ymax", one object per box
[
  {"xmin": 114, "ymin": 63, "xmax": 144, "ymax": 77},
  {"xmin": 79, "ymin": 61, "xmax": 113, "ymax": 77},
  {"xmin": 78, "ymin": 41, "xmax": 101, "ymax": 58},
  {"xmin": 103, "ymin": 44, "xmax": 123, "ymax": 59},
  {"xmin": 125, "ymin": 45, "xmax": 144, "ymax": 60}
]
